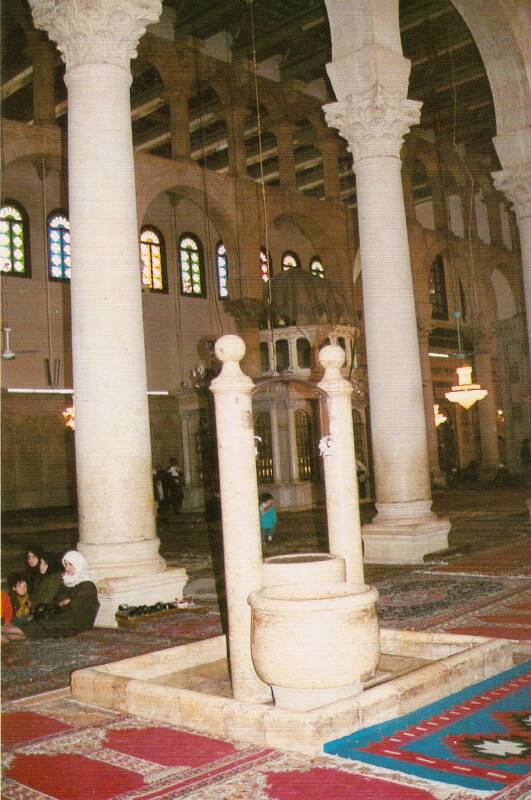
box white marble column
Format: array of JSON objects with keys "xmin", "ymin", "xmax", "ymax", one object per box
[
  {"xmin": 325, "ymin": 87, "xmax": 449, "ymax": 563},
  {"xmin": 210, "ymin": 336, "xmax": 271, "ymax": 703},
  {"xmin": 29, "ymin": 0, "xmax": 187, "ymax": 625},
  {"xmin": 317, "ymin": 345, "xmax": 364, "ymax": 585},
  {"xmin": 492, "ymin": 164, "xmax": 531, "ymax": 355}
]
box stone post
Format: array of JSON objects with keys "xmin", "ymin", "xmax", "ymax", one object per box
[
  {"xmin": 271, "ymin": 121, "xmax": 297, "ymax": 188},
  {"xmin": 474, "ymin": 327, "xmax": 501, "ymax": 475},
  {"xmin": 26, "ymin": 29, "xmax": 57, "ymax": 127},
  {"xmin": 225, "ymin": 103, "xmax": 248, "ymax": 179},
  {"xmin": 210, "ymin": 335, "xmax": 271, "ymax": 703},
  {"xmin": 325, "ymin": 86, "xmax": 450, "ymax": 563},
  {"xmin": 29, "ymin": 0, "xmax": 187, "ymax": 625},
  {"xmin": 317, "ymin": 345, "xmax": 364, "ymax": 586},
  {"xmin": 319, "ymin": 134, "xmax": 342, "ymax": 200},
  {"xmin": 167, "ymin": 89, "xmax": 191, "ymax": 159},
  {"xmin": 493, "ymin": 164, "xmax": 531, "ymax": 355}
]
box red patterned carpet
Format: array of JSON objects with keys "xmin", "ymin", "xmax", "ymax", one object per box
[
  {"xmin": 430, "ymin": 542, "xmax": 531, "ymax": 578},
  {"xmin": 1, "ymin": 697, "xmax": 483, "ymax": 800}
]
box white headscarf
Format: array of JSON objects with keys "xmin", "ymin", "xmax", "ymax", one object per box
[{"xmin": 62, "ymin": 550, "xmax": 93, "ymax": 587}]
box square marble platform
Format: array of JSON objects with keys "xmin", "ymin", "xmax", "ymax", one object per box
[{"xmin": 71, "ymin": 629, "xmax": 514, "ymax": 756}]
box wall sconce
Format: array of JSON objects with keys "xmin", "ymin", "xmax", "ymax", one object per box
[{"xmin": 445, "ymin": 365, "xmax": 487, "ymax": 410}]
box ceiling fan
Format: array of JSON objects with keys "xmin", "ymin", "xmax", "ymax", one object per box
[{"xmin": 1, "ymin": 327, "xmax": 41, "ymax": 360}]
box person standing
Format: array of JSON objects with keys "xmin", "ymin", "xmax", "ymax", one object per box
[
  {"xmin": 259, "ymin": 493, "xmax": 277, "ymax": 545},
  {"xmin": 165, "ymin": 458, "xmax": 184, "ymax": 515}
]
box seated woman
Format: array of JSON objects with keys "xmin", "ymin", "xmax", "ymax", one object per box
[
  {"xmin": 30, "ymin": 552, "xmax": 63, "ymax": 617},
  {"xmin": 24, "ymin": 546, "xmax": 43, "ymax": 593},
  {"xmin": 2, "ymin": 551, "xmax": 100, "ymax": 641}
]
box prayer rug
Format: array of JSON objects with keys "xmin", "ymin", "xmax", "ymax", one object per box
[
  {"xmin": 324, "ymin": 660, "xmax": 531, "ymax": 793},
  {"xmin": 426, "ymin": 542, "xmax": 531, "ymax": 578},
  {"xmin": 376, "ymin": 573, "xmax": 528, "ymax": 631},
  {"xmin": 0, "ymin": 700, "xmax": 482, "ymax": 800},
  {"xmin": 1, "ymin": 610, "xmax": 223, "ymax": 701}
]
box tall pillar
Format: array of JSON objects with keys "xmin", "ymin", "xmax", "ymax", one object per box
[
  {"xmin": 26, "ymin": 29, "xmax": 57, "ymax": 127},
  {"xmin": 417, "ymin": 318, "xmax": 445, "ymax": 485},
  {"xmin": 317, "ymin": 345, "xmax": 364, "ymax": 585},
  {"xmin": 474, "ymin": 327, "xmax": 501, "ymax": 475},
  {"xmin": 271, "ymin": 121, "xmax": 297, "ymax": 188},
  {"xmin": 492, "ymin": 164, "xmax": 531, "ymax": 355},
  {"xmin": 319, "ymin": 134, "xmax": 342, "ymax": 200},
  {"xmin": 167, "ymin": 89, "xmax": 191, "ymax": 159},
  {"xmin": 325, "ymin": 86, "xmax": 450, "ymax": 563},
  {"xmin": 210, "ymin": 336, "xmax": 271, "ymax": 703},
  {"xmin": 29, "ymin": 0, "xmax": 187, "ymax": 625},
  {"xmin": 225, "ymin": 103, "xmax": 248, "ymax": 179}
]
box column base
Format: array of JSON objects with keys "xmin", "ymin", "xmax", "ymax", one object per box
[
  {"xmin": 362, "ymin": 500, "xmax": 450, "ymax": 564},
  {"xmin": 95, "ymin": 567, "xmax": 189, "ymax": 627}
]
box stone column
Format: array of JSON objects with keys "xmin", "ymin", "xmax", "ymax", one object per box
[
  {"xmin": 167, "ymin": 89, "xmax": 191, "ymax": 159},
  {"xmin": 417, "ymin": 319, "xmax": 445, "ymax": 485},
  {"xmin": 224, "ymin": 103, "xmax": 248, "ymax": 179},
  {"xmin": 319, "ymin": 134, "xmax": 342, "ymax": 200},
  {"xmin": 271, "ymin": 121, "xmax": 297, "ymax": 188},
  {"xmin": 474, "ymin": 327, "xmax": 500, "ymax": 476},
  {"xmin": 29, "ymin": 0, "xmax": 187, "ymax": 625},
  {"xmin": 325, "ymin": 86, "xmax": 450, "ymax": 563},
  {"xmin": 317, "ymin": 345, "xmax": 364, "ymax": 585},
  {"xmin": 210, "ymin": 335, "xmax": 271, "ymax": 703},
  {"xmin": 26, "ymin": 29, "xmax": 57, "ymax": 127},
  {"xmin": 493, "ymin": 164, "xmax": 531, "ymax": 355}
]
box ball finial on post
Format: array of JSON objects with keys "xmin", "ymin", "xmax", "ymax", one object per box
[
  {"xmin": 215, "ymin": 334, "xmax": 246, "ymax": 364},
  {"xmin": 319, "ymin": 343, "xmax": 345, "ymax": 372}
]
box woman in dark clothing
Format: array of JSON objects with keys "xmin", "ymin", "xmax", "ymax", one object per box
[
  {"xmin": 2, "ymin": 550, "xmax": 99, "ymax": 641},
  {"xmin": 24, "ymin": 546, "xmax": 43, "ymax": 593},
  {"xmin": 30, "ymin": 552, "xmax": 64, "ymax": 617}
]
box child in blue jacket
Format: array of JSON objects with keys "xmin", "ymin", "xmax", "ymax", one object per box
[{"xmin": 259, "ymin": 493, "xmax": 277, "ymax": 545}]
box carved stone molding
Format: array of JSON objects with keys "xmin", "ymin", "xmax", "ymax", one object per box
[
  {"xmin": 492, "ymin": 162, "xmax": 531, "ymax": 221},
  {"xmin": 29, "ymin": 0, "xmax": 162, "ymax": 71},
  {"xmin": 324, "ymin": 85, "xmax": 422, "ymax": 162}
]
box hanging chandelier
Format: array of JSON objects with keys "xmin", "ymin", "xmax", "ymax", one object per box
[
  {"xmin": 445, "ymin": 365, "xmax": 487, "ymax": 410},
  {"xmin": 433, "ymin": 404, "xmax": 448, "ymax": 427}
]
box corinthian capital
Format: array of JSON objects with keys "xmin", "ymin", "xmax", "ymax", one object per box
[
  {"xmin": 29, "ymin": 0, "xmax": 162, "ymax": 71},
  {"xmin": 492, "ymin": 163, "xmax": 531, "ymax": 221},
  {"xmin": 323, "ymin": 85, "xmax": 422, "ymax": 162}
]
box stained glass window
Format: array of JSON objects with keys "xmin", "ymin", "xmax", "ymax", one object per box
[
  {"xmin": 0, "ymin": 202, "xmax": 29, "ymax": 276},
  {"xmin": 282, "ymin": 251, "xmax": 300, "ymax": 271},
  {"xmin": 260, "ymin": 247, "xmax": 272, "ymax": 283},
  {"xmin": 310, "ymin": 257, "xmax": 325, "ymax": 278},
  {"xmin": 140, "ymin": 226, "xmax": 167, "ymax": 292},
  {"xmin": 179, "ymin": 233, "xmax": 205, "ymax": 296},
  {"xmin": 215, "ymin": 241, "xmax": 229, "ymax": 299},
  {"xmin": 47, "ymin": 211, "xmax": 71, "ymax": 281}
]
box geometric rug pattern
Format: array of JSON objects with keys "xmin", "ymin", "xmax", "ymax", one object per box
[
  {"xmin": 324, "ymin": 661, "xmax": 531, "ymax": 793},
  {"xmin": 0, "ymin": 699, "xmax": 489, "ymax": 800}
]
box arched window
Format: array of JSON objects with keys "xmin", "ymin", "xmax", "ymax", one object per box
[
  {"xmin": 48, "ymin": 210, "xmax": 71, "ymax": 281},
  {"xmin": 458, "ymin": 278, "xmax": 467, "ymax": 321},
  {"xmin": 0, "ymin": 201, "xmax": 30, "ymax": 276},
  {"xmin": 260, "ymin": 341, "xmax": 270, "ymax": 373},
  {"xmin": 179, "ymin": 233, "xmax": 205, "ymax": 297},
  {"xmin": 310, "ymin": 257, "xmax": 325, "ymax": 278},
  {"xmin": 429, "ymin": 255, "xmax": 448, "ymax": 320},
  {"xmin": 282, "ymin": 251, "xmax": 300, "ymax": 271},
  {"xmin": 140, "ymin": 225, "xmax": 167, "ymax": 292},
  {"xmin": 275, "ymin": 339, "xmax": 290, "ymax": 372},
  {"xmin": 254, "ymin": 411, "xmax": 274, "ymax": 482},
  {"xmin": 260, "ymin": 247, "xmax": 272, "ymax": 283},
  {"xmin": 215, "ymin": 241, "xmax": 229, "ymax": 299},
  {"xmin": 295, "ymin": 409, "xmax": 316, "ymax": 481},
  {"xmin": 296, "ymin": 337, "xmax": 311, "ymax": 369}
]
